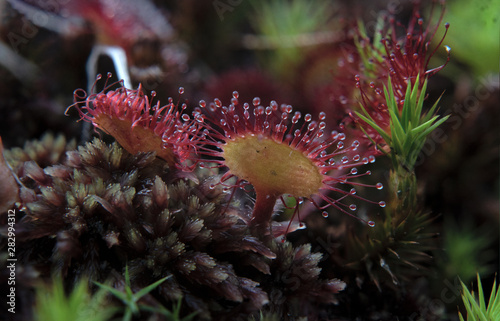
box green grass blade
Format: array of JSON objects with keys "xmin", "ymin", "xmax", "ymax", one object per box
[
  {"xmin": 464, "ymin": 289, "xmax": 482, "ymax": 320},
  {"xmin": 410, "ymin": 116, "xmax": 440, "ymax": 137},
  {"xmin": 357, "ymin": 125, "xmax": 390, "ymax": 156},
  {"xmin": 140, "ymin": 298, "xmax": 199, "ymax": 321},
  {"xmin": 487, "ymin": 277, "xmax": 500, "ymax": 318},
  {"xmin": 94, "ymin": 282, "xmax": 128, "ymax": 302},
  {"xmin": 401, "ymin": 131, "xmax": 416, "ymax": 156},
  {"xmin": 354, "ymin": 111, "xmax": 391, "ymax": 143},
  {"xmin": 383, "ymin": 80, "xmax": 399, "ymax": 118},
  {"xmin": 412, "ymin": 75, "xmax": 425, "ymax": 121},
  {"xmin": 477, "ymin": 274, "xmax": 487, "ymax": 315},
  {"xmin": 388, "ymin": 106, "xmax": 406, "ymax": 141},
  {"xmin": 390, "ymin": 125, "xmax": 404, "ymax": 155},
  {"xmin": 401, "ymin": 80, "xmax": 414, "ymax": 127},
  {"xmin": 424, "ymin": 94, "xmax": 444, "ymax": 122},
  {"xmin": 123, "ymin": 308, "xmax": 133, "ymax": 321},
  {"xmin": 414, "ymin": 116, "xmax": 449, "ymax": 140},
  {"xmin": 460, "ymin": 276, "xmax": 491, "ymax": 320},
  {"xmin": 487, "ymin": 278, "xmax": 497, "ymax": 314},
  {"xmin": 124, "ymin": 265, "xmax": 131, "ymax": 286},
  {"xmin": 134, "ymin": 275, "xmax": 171, "ymax": 300}
]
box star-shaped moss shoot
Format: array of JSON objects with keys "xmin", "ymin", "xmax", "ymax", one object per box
[
  {"xmin": 193, "ymin": 92, "xmax": 385, "ymax": 236},
  {"xmin": 67, "ymin": 74, "xmax": 198, "ymax": 168},
  {"xmin": 352, "ymin": 2, "xmax": 450, "ymax": 149}
]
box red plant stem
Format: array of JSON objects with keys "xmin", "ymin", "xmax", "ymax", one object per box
[{"xmin": 249, "ymin": 190, "xmax": 278, "ymax": 237}]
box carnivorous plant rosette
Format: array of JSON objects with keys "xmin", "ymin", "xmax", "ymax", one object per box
[
  {"xmin": 67, "ymin": 75, "xmax": 200, "ymax": 169},
  {"xmin": 192, "ymin": 92, "xmax": 385, "ymax": 236}
]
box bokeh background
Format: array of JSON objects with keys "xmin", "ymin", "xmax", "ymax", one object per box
[{"xmin": 0, "ymin": 0, "xmax": 498, "ymax": 319}]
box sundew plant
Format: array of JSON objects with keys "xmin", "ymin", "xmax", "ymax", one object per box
[{"xmin": 0, "ymin": 0, "xmax": 498, "ymax": 320}]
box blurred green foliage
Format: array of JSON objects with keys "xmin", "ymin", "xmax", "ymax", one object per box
[{"xmin": 435, "ymin": 0, "xmax": 500, "ymax": 77}]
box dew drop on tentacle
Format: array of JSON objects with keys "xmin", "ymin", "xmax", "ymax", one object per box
[
  {"xmin": 284, "ymin": 105, "xmax": 293, "ymax": 113},
  {"xmin": 178, "ymin": 87, "xmax": 185, "ymax": 94},
  {"xmin": 252, "ymin": 97, "xmax": 261, "ymax": 107},
  {"xmin": 349, "ymin": 204, "xmax": 357, "ymax": 211},
  {"xmin": 379, "ymin": 201, "xmax": 386, "ymax": 207},
  {"xmin": 368, "ymin": 221, "xmax": 375, "ymax": 227},
  {"xmin": 270, "ymin": 100, "xmax": 279, "ymax": 111},
  {"xmin": 322, "ymin": 211, "xmax": 329, "ymax": 218},
  {"xmin": 307, "ymin": 121, "xmax": 317, "ymax": 131},
  {"xmin": 376, "ymin": 182, "xmax": 384, "ymax": 190},
  {"xmin": 232, "ymin": 91, "xmax": 239, "ymax": 99},
  {"xmin": 254, "ymin": 106, "xmax": 265, "ymax": 116}
]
